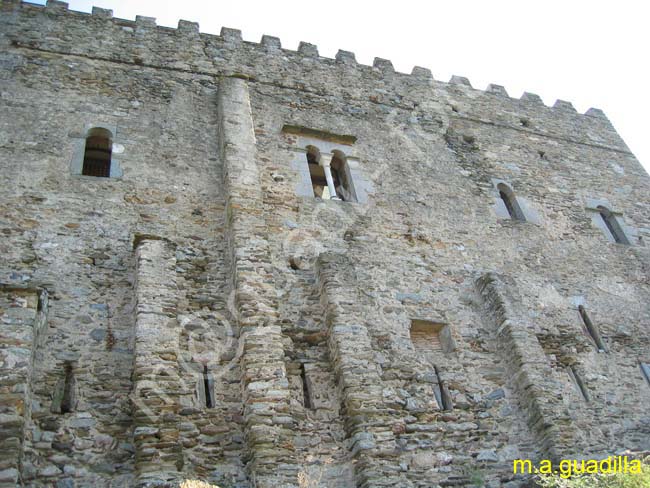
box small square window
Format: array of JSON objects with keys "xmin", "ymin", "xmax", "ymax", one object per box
[{"xmin": 410, "ymin": 320, "xmax": 454, "ymax": 354}]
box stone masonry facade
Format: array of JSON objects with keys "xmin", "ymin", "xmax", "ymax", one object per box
[{"xmin": 1, "ymin": 1, "xmax": 649, "ymax": 487}]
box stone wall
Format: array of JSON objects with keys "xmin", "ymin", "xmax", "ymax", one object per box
[{"xmin": 1, "ymin": 1, "xmax": 650, "ymax": 487}]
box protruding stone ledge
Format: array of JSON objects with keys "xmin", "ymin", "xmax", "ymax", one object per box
[
  {"xmin": 220, "ymin": 27, "xmax": 242, "ymax": 44},
  {"xmin": 553, "ymin": 99, "xmax": 577, "ymax": 112},
  {"xmin": 486, "ymin": 83, "xmax": 508, "ymax": 97},
  {"xmin": 177, "ymin": 19, "xmax": 199, "ymax": 35},
  {"xmin": 132, "ymin": 233, "xmax": 174, "ymax": 250},
  {"xmin": 91, "ymin": 6, "xmax": 112, "ymax": 18},
  {"xmin": 45, "ymin": 0, "xmax": 68, "ymax": 11},
  {"xmin": 373, "ymin": 57, "xmax": 394, "ymax": 73},
  {"xmin": 261, "ymin": 35, "xmax": 281, "ymax": 51},
  {"xmin": 585, "ymin": 107, "xmax": 607, "ymax": 119},
  {"xmin": 298, "ymin": 41, "xmax": 319, "ymax": 57},
  {"xmin": 411, "ymin": 66, "xmax": 433, "ymax": 80},
  {"xmin": 135, "ymin": 15, "xmax": 156, "ymax": 27},
  {"xmin": 521, "ymin": 91, "xmax": 544, "ymax": 104},
  {"xmin": 336, "ymin": 49, "xmax": 356, "ymax": 64},
  {"xmin": 450, "ymin": 75, "xmax": 472, "ymax": 87}
]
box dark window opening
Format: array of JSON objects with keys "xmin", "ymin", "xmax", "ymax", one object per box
[
  {"xmin": 578, "ymin": 305, "xmax": 607, "ymax": 352},
  {"xmin": 433, "ymin": 365, "xmax": 453, "ymax": 411},
  {"xmin": 301, "ymin": 364, "xmax": 313, "ymax": 409},
  {"xmin": 497, "ymin": 183, "xmax": 526, "ymax": 221},
  {"xmin": 567, "ymin": 365, "xmax": 590, "ymax": 402},
  {"xmin": 203, "ymin": 365, "xmax": 215, "ymax": 409},
  {"xmin": 60, "ymin": 362, "xmax": 75, "ymax": 414},
  {"xmin": 597, "ymin": 206, "xmax": 629, "ymax": 245},
  {"xmin": 520, "ymin": 118, "xmax": 530, "ymax": 127},
  {"xmin": 410, "ymin": 320, "xmax": 454, "ymax": 354},
  {"xmin": 37, "ymin": 289, "xmax": 47, "ymax": 312},
  {"xmin": 82, "ymin": 128, "xmax": 112, "ymax": 177}
]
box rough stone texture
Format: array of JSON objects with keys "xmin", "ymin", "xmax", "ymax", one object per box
[
  {"xmin": 133, "ymin": 238, "xmax": 182, "ymax": 486},
  {"xmin": 1, "ymin": 1, "xmax": 650, "ymax": 487}
]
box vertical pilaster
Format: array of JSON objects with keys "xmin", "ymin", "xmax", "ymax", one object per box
[
  {"xmin": 218, "ymin": 76, "xmax": 296, "ymax": 487},
  {"xmin": 133, "ymin": 238, "xmax": 182, "ymax": 487},
  {"xmin": 476, "ymin": 273, "xmax": 579, "ymax": 462},
  {"xmin": 316, "ymin": 253, "xmax": 400, "ymax": 488},
  {"xmin": 0, "ymin": 287, "xmax": 47, "ymax": 488}
]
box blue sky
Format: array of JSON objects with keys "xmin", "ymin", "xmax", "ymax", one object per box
[{"xmin": 29, "ymin": 0, "xmax": 650, "ymax": 172}]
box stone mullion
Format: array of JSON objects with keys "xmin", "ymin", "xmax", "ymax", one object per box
[
  {"xmin": 316, "ymin": 253, "xmax": 399, "ymax": 488},
  {"xmin": 218, "ymin": 76, "xmax": 296, "ymax": 487},
  {"xmin": 133, "ymin": 238, "xmax": 182, "ymax": 487}
]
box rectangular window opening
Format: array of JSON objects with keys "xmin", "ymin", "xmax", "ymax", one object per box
[
  {"xmin": 410, "ymin": 320, "xmax": 454, "ymax": 354},
  {"xmin": 203, "ymin": 365, "xmax": 215, "ymax": 409},
  {"xmin": 301, "ymin": 363, "xmax": 313, "ymax": 410},
  {"xmin": 60, "ymin": 362, "xmax": 76, "ymax": 414}
]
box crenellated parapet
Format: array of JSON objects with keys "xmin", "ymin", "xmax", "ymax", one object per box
[{"xmin": 0, "ymin": 0, "xmax": 628, "ymax": 153}]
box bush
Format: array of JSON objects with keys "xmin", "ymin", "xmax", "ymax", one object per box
[
  {"xmin": 179, "ymin": 481, "xmax": 220, "ymax": 488},
  {"xmin": 536, "ymin": 460, "xmax": 650, "ymax": 488}
]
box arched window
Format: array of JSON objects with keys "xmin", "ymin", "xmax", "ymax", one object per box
[
  {"xmin": 596, "ymin": 205, "xmax": 629, "ymax": 244},
  {"xmin": 306, "ymin": 145, "xmax": 329, "ymax": 199},
  {"xmin": 497, "ymin": 183, "xmax": 525, "ymax": 221},
  {"xmin": 330, "ymin": 150, "xmax": 357, "ymax": 202},
  {"xmin": 82, "ymin": 128, "xmax": 112, "ymax": 177}
]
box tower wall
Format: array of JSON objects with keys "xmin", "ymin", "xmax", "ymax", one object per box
[{"xmin": 1, "ymin": 1, "xmax": 649, "ymax": 487}]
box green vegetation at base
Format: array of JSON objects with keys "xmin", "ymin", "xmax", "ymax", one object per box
[{"xmin": 536, "ymin": 460, "xmax": 650, "ymax": 488}]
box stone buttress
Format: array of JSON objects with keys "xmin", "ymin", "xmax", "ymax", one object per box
[
  {"xmin": 0, "ymin": 287, "xmax": 47, "ymax": 487},
  {"xmin": 217, "ymin": 76, "xmax": 297, "ymax": 487},
  {"xmin": 476, "ymin": 273, "xmax": 580, "ymax": 462},
  {"xmin": 316, "ymin": 253, "xmax": 401, "ymax": 488},
  {"xmin": 133, "ymin": 238, "xmax": 183, "ymax": 486}
]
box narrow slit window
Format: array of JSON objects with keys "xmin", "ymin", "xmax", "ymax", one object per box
[
  {"xmin": 82, "ymin": 128, "xmax": 112, "ymax": 177},
  {"xmin": 640, "ymin": 363, "xmax": 650, "ymax": 387},
  {"xmin": 301, "ymin": 364, "xmax": 313, "ymax": 409},
  {"xmin": 567, "ymin": 365, "xmax": 590, "ymax": 402},
  {"xmin": 52, "ymin": 362, "xmax": 76, "ymax": 414},
  {"xmin": 578, "ymin": 305, "xmax": 607, "ymax": 352},
  {"xmin": 433, "ymin": 365, "xmax": 453, "ymax": 411},
  {"xmin": 497, "ymin": 183, "xmax": 525, "ymax": 221},
  {"xmin": 597, "ymin": 206, "xmax": 630, "ymax": 245},
  {"xmin": 203, "ymin": 365, "xmax": 215, "ymax": 409}
]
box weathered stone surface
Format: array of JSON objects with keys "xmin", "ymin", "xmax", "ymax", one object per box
[{"xmin": 1, "ymin": 2, "xmax": 650, "ymax": 488}]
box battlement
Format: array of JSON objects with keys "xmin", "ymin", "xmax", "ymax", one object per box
[{"xmin": 1, "ymin": 0, "xmax": 623, "ymax": 150}]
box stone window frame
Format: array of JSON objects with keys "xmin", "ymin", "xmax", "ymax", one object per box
[
  {"xmin": 585, "ymin": 198, "xmax": 635, "ymax": 245},
  {"xmin": 70, "ymin": 123, "xmax": 124, "ymax": 178},
  {"xmin": 491, "ymin": 178, "xmax": 541, "ymax": 224},
  {"xmin": 409, "ymin": 319, "xmax": 456, "ymax": 354},
  {"xmin": 196, "ymin": 367, "xmax": 215, "ymax": 409},
  {"xmin": 287, "ymin": 132, "xmax": 371, "ymax": 204}
]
